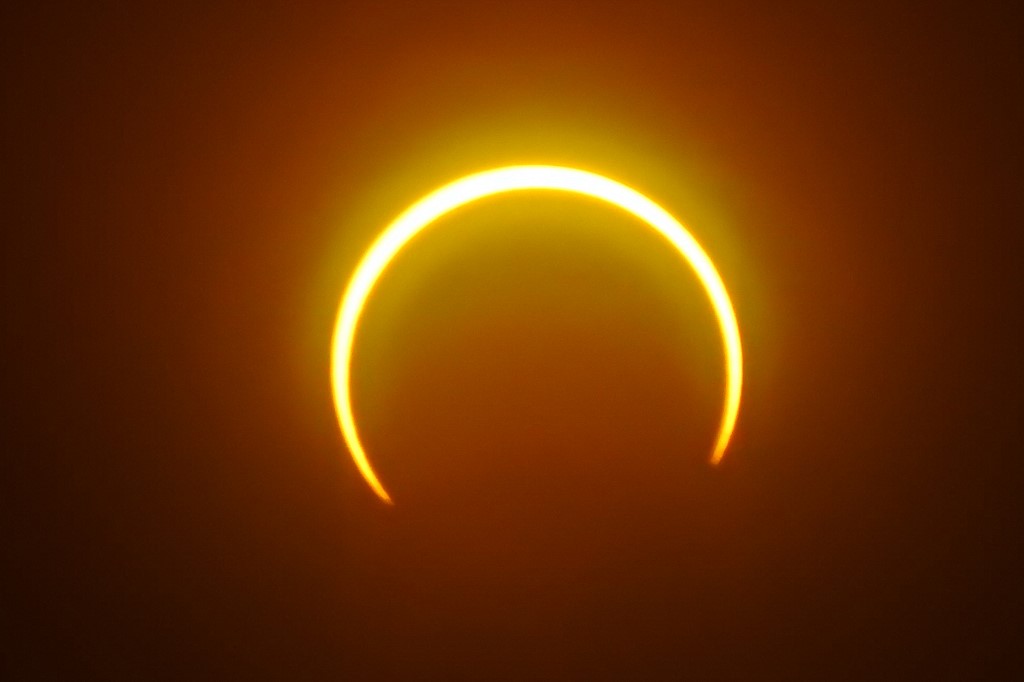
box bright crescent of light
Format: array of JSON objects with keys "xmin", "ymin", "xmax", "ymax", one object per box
[{"xmin": 331, "ymin": 166, "xmax": 742, "ymax": 504}]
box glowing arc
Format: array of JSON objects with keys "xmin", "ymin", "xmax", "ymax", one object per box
[{"xmin": 331, "ymin": 165, "xmax": 742, "ymax": 504}]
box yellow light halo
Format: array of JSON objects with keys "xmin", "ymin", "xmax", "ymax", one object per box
[{"xmin": 331, "ymin": 165, "xmax": 743, "ymax": 504}]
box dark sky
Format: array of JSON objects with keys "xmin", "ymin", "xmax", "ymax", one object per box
[{"xmin": 4, "ymin": 1, "xmax": 1021, "ymax": 679}]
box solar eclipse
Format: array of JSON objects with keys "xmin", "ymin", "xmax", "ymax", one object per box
[{"xmin": 331, "ymin": 165, "xmax": 742, "ymax": 504}]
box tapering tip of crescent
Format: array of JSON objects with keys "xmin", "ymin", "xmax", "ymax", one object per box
[{"xmin": 331, "ymin": 165, "xmax": 742, "ymax": 504}]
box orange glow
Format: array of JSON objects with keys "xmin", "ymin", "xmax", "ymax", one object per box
[{"xmin": 331, "ymin": 166, "xmax": 742, "ymax": 504}]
